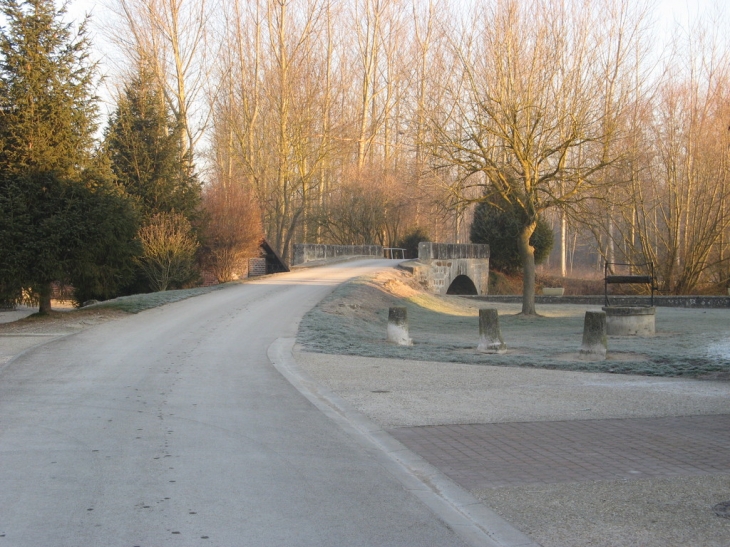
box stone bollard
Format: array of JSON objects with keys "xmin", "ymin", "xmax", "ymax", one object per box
[
  {"xmin": 387, "ymin": 307, "xmax": 413, "ymax": 346},
  {"xmin": 477, "ymin": 308, "xmax": 506, "ymax": 353},
  {"xmin": 580, "ymin": 311, "xmax": 607, "ymax": 359}
]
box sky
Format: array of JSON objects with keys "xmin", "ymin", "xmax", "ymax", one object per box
[{"xmin": 655, "ymin": 0, "xmax": 721, "ymax": 33}]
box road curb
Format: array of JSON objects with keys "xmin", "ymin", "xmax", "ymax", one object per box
[{"xmin": 268, "ymin": 337, "xmax": 542, "ymax": 547}]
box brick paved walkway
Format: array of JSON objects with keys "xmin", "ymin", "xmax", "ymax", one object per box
[{"xmin": 388, "ymin": 414, "xmax": 730, "ymax": 489}]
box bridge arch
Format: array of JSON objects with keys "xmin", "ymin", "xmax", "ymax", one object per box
[
  {"xmin": 446, "ymin": 275, "xmax": 478, "ymax": 295},
  {"xmin": 413, "ymin": 243, "xmax": 490, "ymax": 296}
]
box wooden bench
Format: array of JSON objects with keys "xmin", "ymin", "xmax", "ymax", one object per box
[{"xmin": 604, "ymin": 262, "xmax": 656, "ymax": 307}]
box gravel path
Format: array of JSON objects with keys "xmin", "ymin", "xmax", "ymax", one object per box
[{"xmin": 294, "ymin": 351, "xmax": 730, "ymax": 427}]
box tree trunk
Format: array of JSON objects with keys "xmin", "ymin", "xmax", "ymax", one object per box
[
  {"xmin": 38, "ymin": 283, "xmax": 52, "ymax": 314},
  {"xmin": 607, "ymin": 216, "xmax": 615, "ymax": 270},
  {"xmin": 518, "ymin": 222, "xmax": 538, "ymax": 316},
  {"xmin": 560, "ymin": 209, "xmax": 567, "ymax": 277}
]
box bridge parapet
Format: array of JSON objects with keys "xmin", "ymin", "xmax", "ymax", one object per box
[
  {"xmin": 414, "ymin": 243, "xmax": 490, "ymax": 296},
  {"xmin": 418, "ymin": 242, "xmax": 490, "ymax": 261}
]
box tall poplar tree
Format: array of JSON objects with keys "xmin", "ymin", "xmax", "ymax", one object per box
[{"xmin": 0, "ymin": 0, "xmax": 139, "ymax": 312}]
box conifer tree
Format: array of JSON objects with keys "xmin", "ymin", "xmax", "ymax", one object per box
[
  {"xmin": 470, "ymin": 200, "xmax": 553, "ymax": 275},
  {"xmin": 106, "ymin": 67, "xmax": 201, "ymax": 222},
  {"xmin": 0, "ymin": 0, "xmax": 138, "ymax": 311}
]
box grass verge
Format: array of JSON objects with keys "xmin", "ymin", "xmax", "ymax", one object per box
[
  {"xmin": 86, "ymin": 284, "xmax": 231, "ymax": 314},
  {"xmin": 298, "ymin": 270, "xmax": 730, "ymax": 378}
]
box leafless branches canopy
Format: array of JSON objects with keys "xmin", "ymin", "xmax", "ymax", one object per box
[
  {"xmin": 106, "ymin": 0, "xmax": 730, "ymax": 297},
  {"xmin": 137, "ymin": 212, "xmax": 199, "ymax": 291}
]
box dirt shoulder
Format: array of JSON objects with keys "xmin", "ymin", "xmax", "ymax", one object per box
[
  {"xmin": 0, "ymin": 306, "xmax": 127, "ymax": 335},
  {"xmin": 0, "ymin": 305, "xmax": 128, "ymax": 368}
]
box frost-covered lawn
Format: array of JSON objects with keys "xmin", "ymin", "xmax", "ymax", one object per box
[
  {"xmin": 88, "ymin": 284, "xmax": 228, "ymax": 314},
  {"xmin": 298, "ymin": 270, "xmax": 730, "ymax": 377}
]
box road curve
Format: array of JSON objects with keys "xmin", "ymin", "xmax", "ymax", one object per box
[{"xmin": 0, "ymin": 260, "xmax": 472, "ymax": 547}]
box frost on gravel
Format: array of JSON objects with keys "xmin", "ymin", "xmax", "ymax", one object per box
[{"xmin": 297, "ymin": 268, "xmax": 730, "ymax": 378}]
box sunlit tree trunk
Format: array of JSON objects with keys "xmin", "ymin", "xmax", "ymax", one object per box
[
  {"xmin": 560, "ymin": 210, "xmax": 567, "ymax": 277},
  {"xmin": 518, "ymin": 222, "xmax": 537, "ymax": 315}
]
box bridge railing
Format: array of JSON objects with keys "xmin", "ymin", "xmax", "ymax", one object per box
[{"xmin": 292, "ymin": 244, "xmax": 384, "ymax": 265}]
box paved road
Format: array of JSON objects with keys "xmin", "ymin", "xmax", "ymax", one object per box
[{"xmin": 0, "ymin": 261, "xmax": 471, "ymax": 547}]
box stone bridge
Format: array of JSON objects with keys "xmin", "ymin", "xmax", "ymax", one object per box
[{"xmin": 412, "ymin": 243, "xmax": 490, "ymax": 296}]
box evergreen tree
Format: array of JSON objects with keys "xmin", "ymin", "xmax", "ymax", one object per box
[
  {"xmin": 0, "ymin": 0, "xmax": 96, "ymax": 175},
  {"xmin": 0, "ymin": 0, "xmax": 139, "ymax": 311},
  {"xmin": 396, "ymin": 228, "xmax": 430, "ymax": 260},
  {"xmin": 106, "ymin": 68, "xmax": 201, "ymax": 222},
  {"xmin": 64, "ymin": 154, "xmax": 141, "ymax": 304},
  {"xmin": 471, "ymin": 200, "xmax": 553, "ymax": 275}
]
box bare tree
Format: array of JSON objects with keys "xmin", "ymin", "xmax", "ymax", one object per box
[
  {"xmin": 202, "ymin": 183, "xmax": 263, "ymax": 282},
  {"xmin": 314, "ymin": 168, "xmax": 407, "ymax": 246},
  {"xmin": 110, "ymin": 0, "xmax": 212, "ymax": 171},
  {"xmin": 213, "ymin": 0, "xmax": 340, "ymax": 261},
  {"xmin": 574, "ymin": 10, "xmax": 730, "ymax": 294},
  {"xmin": 429, "ymin": 0, "xmax": 650, "ymax": 314},
  {"xmin": 630, "ymin": 19, "xmax": 730, "ymax": 293},
  {"xmin": 137, "ymin": 212, "xmax": 199, "ymax": 291},
  {"xmin": 98, "ymin": 0, "xmax": 730, "ymax": 297}
]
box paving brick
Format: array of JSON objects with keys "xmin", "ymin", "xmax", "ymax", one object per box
[{"xmin": 388, "ymin": 414, "xmax": 730, "ymax": 489}]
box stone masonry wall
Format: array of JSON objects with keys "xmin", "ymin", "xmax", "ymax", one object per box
[
  {"xmin": 414, "ymin": 243, "xmax": 491, "ymax": 296},
  {"xmin": 414, "ymin": 259, "xmax": 490, "ymax": 296},
  {"xmin": 248, "ymin": 257, "xmax": 267, "ymax": 277},
  {"xmin": 471, "ymin": 294, "xmax": 730, "ymax": 308}
]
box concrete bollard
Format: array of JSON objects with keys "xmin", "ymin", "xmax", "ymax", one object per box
[
  {"xmin": 387, "ymin": 307, "xmax": 413, "ymax": 346},
  {"xmin": 477, "ymin": 308, "xmax": 507, "ymax": 353},
  {"xmin": 580, "ymin": 311, "xmax": 607, "ymax": 359}
]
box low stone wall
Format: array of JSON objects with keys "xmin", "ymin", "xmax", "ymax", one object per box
[
  {"xmin": 470, "ymin": 295, "xmax": 730, "ymax": 308},
  {"xmin": 292, "ymin": 244, "xmax": 383, "ymax": 265}
]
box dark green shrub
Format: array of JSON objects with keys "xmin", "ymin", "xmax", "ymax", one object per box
[
  {"xmin": 396, "ymin": 228, "xmax": 430, "ymax": 259},
  {"xmin": 470, "ymin": 201, "xmax": 553, "ymax": 273}
]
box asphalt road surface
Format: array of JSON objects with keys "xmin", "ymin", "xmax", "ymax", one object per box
[{"xmin": 0, "ymin": 260, "xmax": 471, "ymax": 547}]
